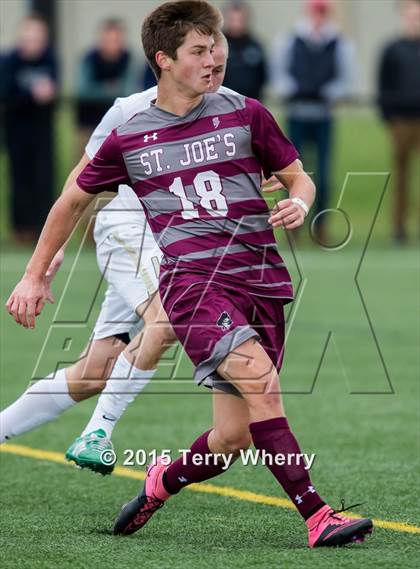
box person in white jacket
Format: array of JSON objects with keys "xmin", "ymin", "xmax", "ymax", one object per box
[{"xmin": 270, "ymin": 0, "xmax": 355, "ymax": 243}]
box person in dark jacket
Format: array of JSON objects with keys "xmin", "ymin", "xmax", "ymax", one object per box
[
  {"xmin": 271, "ymin": 0, "xmax": 354, "ymax": 242},
  {"xmin": 142, "ymin": 62, "xmax": 157, "ymax": 90},
  {"xmin": 377, "ymin": 0, "xmax": 420, "ymax": 244},
  {"xmin": 1, "ymin": 14, "xmax": 58, "ymax": 244},
  {"xmin": 222, "ymin": 1, "xmax": 267, "ymax": 100},
  {"xmin": 75, "ymin": 19, "xmax": 136, "ymax": 155}
]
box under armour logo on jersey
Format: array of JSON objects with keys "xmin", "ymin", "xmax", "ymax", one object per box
[
  {"xmin": 144, "ymin": 132, "xmax": 158, "ymax": 142},
  {"xmin": 295, "ymin": 486, "xmax": 316, "ymax": 504},
  {"xmin": 212, "ymin": 117, "xmax": 220, "ymax": 129},
  {"xmin": 217, "ymin": 312, "xmax": 233, "ymax": 331}
]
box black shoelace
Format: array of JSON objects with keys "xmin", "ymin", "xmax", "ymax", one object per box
[{"xmin": 330, "ymin": 499, "xmax": 365, "ymax": 520}]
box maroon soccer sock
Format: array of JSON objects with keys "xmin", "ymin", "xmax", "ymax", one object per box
[
  {"xmin": 163, "ymin": 430, "xmax": 229, "ymax": 494},
  {"xmin": 250, "ymin": 417, "xmax": 325, "ymax": 520}
]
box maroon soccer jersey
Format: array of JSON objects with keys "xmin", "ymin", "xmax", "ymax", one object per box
[{"xmin": 77, "ymin": 92, "xmax": 299, "ymax": 299}]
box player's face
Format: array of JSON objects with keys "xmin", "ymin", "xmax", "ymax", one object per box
[
  {"xmin": 170, "ymin": 29, "xmax": 215, "ymax": 96},
  {"xmin": 208, "ymin": 44, "xmax": 228, "ymax": 93}
]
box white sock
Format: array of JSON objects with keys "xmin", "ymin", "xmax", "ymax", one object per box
[
  {"xmin": 0, "ymin": 369, "xmax": 75, "ymax": 443},
  {"xmin": 81, "ymin": 353, "xmax": 155, "ymax": 439}
]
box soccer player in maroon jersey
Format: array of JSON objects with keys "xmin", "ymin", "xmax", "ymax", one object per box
[
  {"xmin": 1, "ymin": 32, "xmax": 230, "ymax": 473},
  {"xmin": 6, "ymin": 1, "xmax": 372, "ymax": 547}
]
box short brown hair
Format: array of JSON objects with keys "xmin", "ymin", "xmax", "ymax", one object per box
[
  {"xmin": 214, "ymin": 30, "xmax": 229, "ymax": 52},
  {"xmin": 142, "ymin": 0, "xmax": 223, "ymax": 79}
]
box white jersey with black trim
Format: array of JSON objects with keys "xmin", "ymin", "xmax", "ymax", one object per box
[{"xmin": 86, "ymin": 88, "xmax": 157, "ymax": 245}]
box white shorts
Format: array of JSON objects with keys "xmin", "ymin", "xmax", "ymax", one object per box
[{"xmin": 92, "ymin": 224, "xmax": 162, "ymax": 341}]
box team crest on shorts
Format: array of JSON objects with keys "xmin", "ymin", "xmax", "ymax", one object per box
[{"xmin": 217, "ymin": 312, "xmax": 233, "ymax": 331}]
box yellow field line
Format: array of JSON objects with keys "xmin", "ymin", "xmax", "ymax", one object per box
[{"xmin": 1, "ymin": 443, "xmax": 419, "ymax": 535}]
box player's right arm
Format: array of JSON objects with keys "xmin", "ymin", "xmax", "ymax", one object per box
[
  {"xmin": 43, "ymin": 99, "xmax": 128, "ymax": 295},
  {"xmin": 44, "ymin": 152, "xmax": 91, "ymax": 285},
  {"xmin": 6, "ymin": 129, "xmax": 129, "ymax": 329},
  {"xmin": 6, "ymin": 184, "xmax": 96, "ymax": 328},
  {"xmin": 45, "ymin": 100, "xmax": 126, "ymax": 272}
]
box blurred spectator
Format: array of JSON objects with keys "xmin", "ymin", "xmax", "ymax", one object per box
[
  {"xmin": 143, "ymin": 63, "xmax": 157, "ymax": 90},
  {"xmin": 271, "ymin": 0, "xmax": 354, "ymax": 241},
  {"xmin": 0, "ymin": 14, "xmax": 58, "ymax": 244},
  {"xmin": 222, "ymin": 1, "xmax": 267, "ymax": 100},
  {"xmin": 377, "ymin": 0, "xmax": 420, "ymax": 244},
  {"xmin": 75, "ymin": 19, "xmax": 136, "ymax": 154}
]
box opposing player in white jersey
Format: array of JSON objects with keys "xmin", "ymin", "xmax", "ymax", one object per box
[{"xmin": 1, "ymin": 35, "xmax": 237, "ymax": 475}]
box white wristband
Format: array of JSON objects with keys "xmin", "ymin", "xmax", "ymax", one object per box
[{"xmin": 291, "ymin": 197, "xmax": 309, "ymax": 217}]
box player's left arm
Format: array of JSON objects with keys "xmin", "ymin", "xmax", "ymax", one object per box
[
  {"xmin": 247, "ymin": 98, "xmax": 315, "ymax": 230},
  {"xmin": 267, "ymin": 159, "xmax": 315, "ymax": 229}
]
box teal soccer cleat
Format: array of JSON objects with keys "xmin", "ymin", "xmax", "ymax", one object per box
[{"xmin": 65, "ymin": 429, "xmax": 116, "ymax": 475}]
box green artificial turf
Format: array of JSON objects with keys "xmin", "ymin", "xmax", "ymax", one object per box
[
  {"xmin": 1, "ymin": 101, "xmax": 419, "ymax": 568},
  {"xmin": 1, "ymin": 244, "xmax": 419, "ymax": 568}
]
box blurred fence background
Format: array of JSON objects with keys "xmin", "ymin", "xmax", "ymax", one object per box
[
  {"xmin": 0, "ymin": 0, "xmax": 419, "ymax": 247},
  {"xmin": 0, "ymin": 0, "xmax": 400, "ymax": 98}
]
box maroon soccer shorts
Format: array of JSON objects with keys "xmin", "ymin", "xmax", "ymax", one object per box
[{"xmin": 160, "ymin": 272, "xmax": 286, "ymax": 394}]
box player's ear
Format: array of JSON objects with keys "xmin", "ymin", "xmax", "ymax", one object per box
[{"xmin": 155, "ymin": 50, "xmax": 172, "ymax": 73}]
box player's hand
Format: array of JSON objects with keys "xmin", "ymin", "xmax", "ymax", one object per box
[
  {"xmin": 261, "ymin": 174, "xmax": 284, "ymax": 193},
  {"xmin": 45, "ymin": 248, "xmax": 65, "ymax": 303},
  {"xmin": 5, "ymin": 274, "xmax": 53, "ymax": 329},
  {"xmin": 268, "ymin": 198, "xmax": 306, "ymax": 230}
]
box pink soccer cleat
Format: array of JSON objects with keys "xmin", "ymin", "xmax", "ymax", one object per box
[
  {"xmin": 113, "ymin": 457, "xmax": 171, "ymax": 535},
  {"xmin": 307, "ymin": 503, "xmax": 373, "ymax": 548}
]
